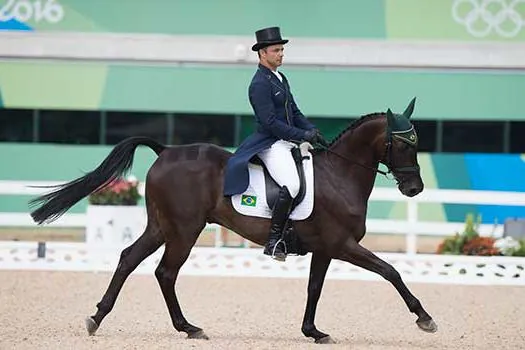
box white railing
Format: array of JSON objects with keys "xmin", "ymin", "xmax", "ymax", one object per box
[
  {"xmin": 1, "ymin": 243, "xmax": 524, "ymax": 286},
  {"xmin": 1, "ymin": 180, "xmax": 525, "ymax": 254},
  {"xmin": 2, "ymin": 31, "xmax": 525, "ymax": 70}
]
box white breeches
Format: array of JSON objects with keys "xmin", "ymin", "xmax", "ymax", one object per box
[{"xmin": 257, "ymin": 140, "xmax": 300, "ymax": 198}]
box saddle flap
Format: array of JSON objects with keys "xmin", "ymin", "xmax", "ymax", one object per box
[{"xmin": 231, "ymin": 144, "xmax": 315, "ymax": 221}]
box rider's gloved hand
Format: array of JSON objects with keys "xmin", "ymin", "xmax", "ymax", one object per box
[
  {"xmin": 316, "ymin": 131, "xmax": 330, "ymax": 147},
  {"xmin": 304, "ymin": 129, "xmax": 329, "ymax": 147},
  {"xmin": 303, "ymin": 129, "xmax": 319, "ymax": 144}
]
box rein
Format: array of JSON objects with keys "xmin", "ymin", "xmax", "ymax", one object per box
[
  {"xmin": 290, "ymin": 138, "xmax": 390, "ymax": 177},
  {"xmin": 315, "ymin": 144, "xmax": 390, "ymax": 177},
  {"xmin": 293, "ymin": 120, "xmax": 421, "ymax": 180},
  {"xmin": 311, "ymin": 126, "xmax": 420, "ymax": 179}
]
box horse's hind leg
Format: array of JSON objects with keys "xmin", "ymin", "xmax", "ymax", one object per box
[
  {"xmin": 155, "ymin": 223, "xmax": 208, "ymax": 340},
  {"xmin": 337, "ymin": 238, "xmax": 438, "ymax": 333},
  {"xmin": 85, "ymin": 221, "xmax": 164, "ymax": 336}
]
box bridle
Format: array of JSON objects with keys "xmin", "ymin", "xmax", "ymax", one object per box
[
  {"xmin": 316, "ymin": 125, "xmax": 420, "ymax": 182},
  {"xmin": 383, "ymin": 125, "xmax": 421, "ymax": 179}
]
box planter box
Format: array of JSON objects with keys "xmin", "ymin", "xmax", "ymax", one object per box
[{"xmin": 85, "ymin": 205, "xmax": 146, "ymax": 248}]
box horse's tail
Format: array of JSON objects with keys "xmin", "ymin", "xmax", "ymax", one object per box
[{"xmin": 29, "ymin": 136, "xmax": 166, "ymax": 225}]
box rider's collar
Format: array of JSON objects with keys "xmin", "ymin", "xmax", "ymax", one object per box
[{"xmin": 258, "ymin": 63, "xmax": 278, "ymax": 76}]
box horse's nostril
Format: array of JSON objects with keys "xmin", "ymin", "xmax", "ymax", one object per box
[{"xmin": 408, "ymin": 188, "xmax": 419, "ymax": 196}]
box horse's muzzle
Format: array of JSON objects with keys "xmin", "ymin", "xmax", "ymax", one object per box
[{"xmin": 398, "ymin": 176, "xmax": 424, "ymax": 198}]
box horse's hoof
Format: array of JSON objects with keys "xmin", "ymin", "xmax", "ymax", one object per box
[
  {"xmin": 315, "ymin": 335, "xmax": 336, "ymax": 344},
  {"xmin": 85, "ymin": 317, "xmax": 99, "ymax": 336},
  {"xmin": 416, "ymin": 318, "xmax": 438, "ymax": 333},
  {"xmin": 187, "ymin": 330, "xmax": 209, "ymax": 340}
]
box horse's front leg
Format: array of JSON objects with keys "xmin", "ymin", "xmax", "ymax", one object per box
[
  {"xmin": 336, "ymin": 238, "xmax": 438, "ymax": 333},
  {"xmin": 301, "ymin": 252, "xmax": 335, "ymax": 344}
]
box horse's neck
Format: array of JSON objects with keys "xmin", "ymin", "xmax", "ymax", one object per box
[{"xmin": 329, "ymin": 118, "xmax": 385, "ymax": 196}]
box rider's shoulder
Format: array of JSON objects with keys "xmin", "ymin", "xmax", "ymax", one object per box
[
  {"xmin": 252, "ymin": 69, "xmax": 271, "ymax": 83},
  {"xmin": 249, "ymin": 72, "xmax": 271, "ymax": 88}
]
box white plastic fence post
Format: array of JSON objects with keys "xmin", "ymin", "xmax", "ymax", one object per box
[
  {"xmin": 406, "ymin": 199, "xmax": 418, "ymax": 255},
  {"xmin": 214, "ymin": 225, "xmax": 222, "ymax": 248}
]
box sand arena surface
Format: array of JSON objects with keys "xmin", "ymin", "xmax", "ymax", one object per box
[{"xmin": 0, "ymin": 270, "xmax": 524, "ymax": 350}]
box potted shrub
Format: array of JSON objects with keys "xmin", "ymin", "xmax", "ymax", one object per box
[
  {"xmin": 85, "ymin": 175, "xmax": 146, "ymax": 248},
  {"xmin": 88, "ymin": 176, "xmax": 141, "ymax": 206},
  {"xmin": 437, "ymin": 213, "xmax": 525, "ymax": 257}
]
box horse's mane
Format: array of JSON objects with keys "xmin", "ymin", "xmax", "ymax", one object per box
[{"xmin": 323, "ymin": 112, "xmax": 385, "ymax": 149}]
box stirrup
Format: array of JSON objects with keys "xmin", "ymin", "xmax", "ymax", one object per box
[
  {"xmin": 272, "ymin": 238, "xmax": 287, "ymax": 261},
  {"xmin": 264, "ymin": 238, "xmax": 287, "ymax": 262}
]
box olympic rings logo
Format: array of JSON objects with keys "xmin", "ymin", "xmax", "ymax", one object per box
[{"xmin": 452, "ymin": 0, "xmax": 525, "ymax": 38}]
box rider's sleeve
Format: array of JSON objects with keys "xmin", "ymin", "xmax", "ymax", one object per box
[
  {"xmin": 290, "ymin": 93, "xmax": 315, "ymax": 131},
  {"xmin": 249, "ymin": 81, "xmax": 308, "ymax": 141}
]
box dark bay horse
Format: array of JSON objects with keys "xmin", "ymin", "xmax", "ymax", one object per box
[{"xmin": 30, "ymin": 98, "xmax": 437, "ymax": 344}]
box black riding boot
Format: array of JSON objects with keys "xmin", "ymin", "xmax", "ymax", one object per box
[{"xmin": 264, "ymin": 186, "xmax": 294, "ymax": 262}]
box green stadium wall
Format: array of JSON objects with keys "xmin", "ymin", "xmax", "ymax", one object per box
[{"xmin": 1, "ymin": 61, "xmax": 524, "ymax": 120}]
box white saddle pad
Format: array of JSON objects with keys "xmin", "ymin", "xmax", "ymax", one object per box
[{"xmin": 231, "ymin": 145, "xmax": 314, "ymax": 221}]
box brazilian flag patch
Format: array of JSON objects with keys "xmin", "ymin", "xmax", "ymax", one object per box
[{"xmin": 241, "ymin": 194, "xmax": 257, "ymax": 207}]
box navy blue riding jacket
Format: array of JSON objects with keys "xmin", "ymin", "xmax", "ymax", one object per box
[{"xmin": 223, "ymin": 64, "xmax": 315, "ymax": 196}]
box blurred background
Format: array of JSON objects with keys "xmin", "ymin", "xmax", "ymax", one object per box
[{"xmin": 0, "ymin": 0, "xmax": 524, "ymax": 251}]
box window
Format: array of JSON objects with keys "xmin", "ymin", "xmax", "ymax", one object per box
[
  {"xmin": 172, "ymin": 114, "xmax": 234, "ymax": 147},
  {"xmin": 442, "ymin": 121, "xmax": 504, "ymax": 153},
  {"xmin": 4, "ymin": 107, "xmax": 525, "ymax": 154},
  {"xmin": 239, "ymin": 115, "xmax": 256, "ymax": 144},
  {"xmin": 106, "ymin": 111, "xmax": 168, "ymax": 145},
  {"xmin": 510, "ymin": 122, "xmax": 525, "ymax": 153},
  {"xmin": 239, "ymin": 116, "xmax": 354, "ymax": 145},
  {"xmin": 40, "ymin": 110, "xmax": 100, "ymax": 144},
  {"xmin": 0, "ymin": 109, "xmax": 33, "ymax": 142},
  {"xmin": 309, "ymin": 117, "xmax": 355, "ymax": 141},
  {"xmin": 413, "ymin": 120, "xmax": 437, "ymax": 152}
]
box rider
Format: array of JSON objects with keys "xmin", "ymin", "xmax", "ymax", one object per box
[{"xmin": 223, "ymin": 26, "xmax": 328, "ymax": 261}]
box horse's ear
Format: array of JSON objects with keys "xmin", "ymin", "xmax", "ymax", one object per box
[
  {"xmin": 386, "ymin": 108, "xmax": 395, "ymax": 127},
  {"xmin": 403, "ymin": 97, "xmax": 416, "ymax": 119}
]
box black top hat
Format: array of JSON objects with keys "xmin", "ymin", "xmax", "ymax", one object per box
[{"xmin": 251, "ymin": 26, "xmax": 289, "ymax": 51}]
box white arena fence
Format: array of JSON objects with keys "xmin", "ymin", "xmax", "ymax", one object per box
[
  {"xmin": 1, "ymin": 180, "xmax": 525, "ymax": 254},
  {"xmin": 0, "ymin": 242, "xmax": 524, "ymax": 286}
]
